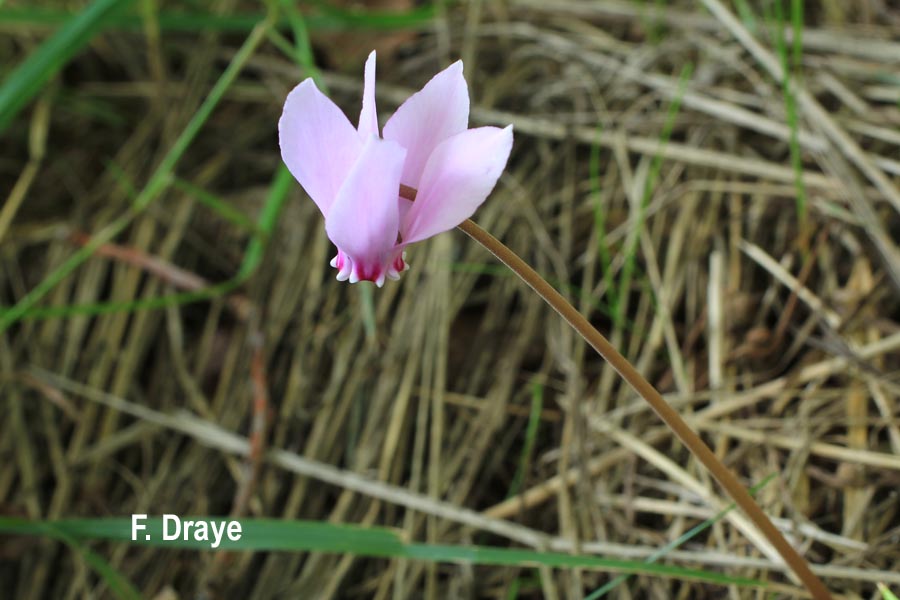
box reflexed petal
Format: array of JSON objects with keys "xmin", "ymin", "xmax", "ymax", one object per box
[
  {"xmin": 326, "ymin": 136, "xmax": 407, "ymax": 285},
  {"xmin": 383, "ymin": 60, "xmax": 468, "ymax": 188},
  {"xmin": 358, "ymin": 51, "xmax": 379, "ymax": 138},
  {"xmin": 279, "ymin": 79, "xmax": 363, "ymax": 215},
  {"xmin": 401, "ymin": 125, "xmax": 512, "ymax": 245}
]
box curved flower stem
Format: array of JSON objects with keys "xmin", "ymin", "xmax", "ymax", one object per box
[
  {"xmin": 467, "ymin": 221, "xmax": 838, "ymax": 596},
  {"xmin": 397, "ymin": 185, "xmax": 830, "ymax": 599},
  {"xmin": 458, "ymin": 219, "xmax": 832, "ymax": 598}
]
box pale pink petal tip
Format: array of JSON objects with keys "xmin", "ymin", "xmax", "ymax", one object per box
[
  {"xmin": 330, "ymin": 251, "xmax": 354, "ymax": 282},
  {"xmin": 358, "ymin": 50, "xmax": 379, "ymax": 138}
]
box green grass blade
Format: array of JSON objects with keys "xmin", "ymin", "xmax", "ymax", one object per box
[
  {"xmin": 879, "ymin": 583, "xmax": 900, "ymax": 600},
  {"xmin": 103, "ymin": 160, "xmax": 140, "ymax": 202},
  {"xmin": 0, "ymin": 517, "xmax": 767, "ymax": 589},
  {"xmin": 636, "ymin": 0, "xmax": 665, "ymax": 43},
  {"xmin": 585, "ymin": 474, "xmax": 778, "ymax": 599},
  {"xmin": 0, "ymin": 16, "xmax": 273, "ymax": 333},
  {"xmin": 589, "ymin": 122, "xmax": 618, "ymax": 317},
  {"xmin": 732, "ymin": 0, "xmax": 757, "ymax": 32},
  {"xmin": 506, "ymin": 380, "xmax": 543, "ymax": 498},
  {"xmin": 787, "ymin": 0, "xmax": 807, "ymax": 227},
  {"xmin": 236, "ymin": 164, "xmax": 293, "ymax": 281},
  {"xmin": 504, "ymin": 576, "xmax": 522, "ymax": 599},
  {"xmin": 12, "ymin": 282, "xmax": 240, "ymax": 320},
  {"xmin": 6, "ymin": 162, "xmax": 291, "ymax": 322},
  {"xmin": 614, "ymin": 62, "xmax": 692, "ymax": 325},
  {"xmin": 790, "ymin": 0, "xmax": 803, "ymax": 71},
  {"xmin": 0, "ymin": 5, "xmax": 435, "ymax": 32},
  {"xmin": 172, "ymin": 178, "xmax": 259, "ymax": 234},
  {"xmin": 0, "ymin": 0, "xmax": 131, "ymax": 132},
  {"xmin": 768, "ymin": 0, "xmax": 807, "ymax": 229},
  {"xmin": 276, "ymin": 0, "xmax": 324, "ymax": 87},
  {"xmin": 23, "ymin": 521, "xmax": 141, "ymax": 600},
  {"xmin": 0, "ymin": 7, "xmax": 257, "ymax": 31}
]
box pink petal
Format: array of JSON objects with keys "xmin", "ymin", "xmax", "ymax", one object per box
[
  {"xmin": 400, "ymin": 125, "xmax": 513, "ymax": 245},
  {"xmin": 383, "ymin": 60, "xmax": 469, "ymax": 188},
  {"xmin": 325, "ymin": 136, "xmax": 407, "ymax": 286},
  {"xmin": 279, "ymin": 79, "xmax": 363, "ymax": 216},
  {"xmin": 358, "ymin": 51, "xmax": 379, "ymax": 138}
]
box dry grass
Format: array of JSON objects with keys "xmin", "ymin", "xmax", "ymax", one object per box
[{"xmin": 2, "ymin": 0, "xmax": 900, "ymax": 598}]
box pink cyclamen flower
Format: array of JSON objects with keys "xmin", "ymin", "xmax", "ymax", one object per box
[{"xmin": 278, "ymin": 51, "xmax": 513, "ymax": 286}]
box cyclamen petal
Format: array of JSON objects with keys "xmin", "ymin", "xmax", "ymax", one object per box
[
  {"xmin": 358, "ymin": 51, "xmax": 379, "ymax": 138},
  {"xmin": 401, "ymin": 125, "xmax": 513, "ymax": 245},
  {"xmin": 325, "ymin": 136, "xmax": 406, "ymax": 287},
  {"xmin": 383, "ymin": 60, "xmax": 469, "ymax": 188},
  {"xmin": 278, "ymin": 79, "xmax": 363, "ymax": 216}
]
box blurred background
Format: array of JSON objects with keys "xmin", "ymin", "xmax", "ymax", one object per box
[{"xmin": 1, "ymin": 1, "xmax": 900, "ymax": 598}]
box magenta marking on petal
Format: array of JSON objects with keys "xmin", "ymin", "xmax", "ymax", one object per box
[
  {"xmin": 330, "ymin": 250, "xmax": 349, "ymax": 273},
  {"xmin": 346, "ymin": 261, "xmax": 390, "ymax": 286},
  {"xmin": 384, "ymin": 249, "xmax": 409, "ymax": 281},
  {"xmin": 357, "ymin": 263, "xmax": 377, "ymax": 284},
  {"xmin": 334, "ymin": 251, "xmax": 353, "ymax": 281}
]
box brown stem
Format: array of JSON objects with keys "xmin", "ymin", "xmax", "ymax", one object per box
[{"xmin": 398, "ymin": 186, "xmax": 830, "ymax": 599}]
